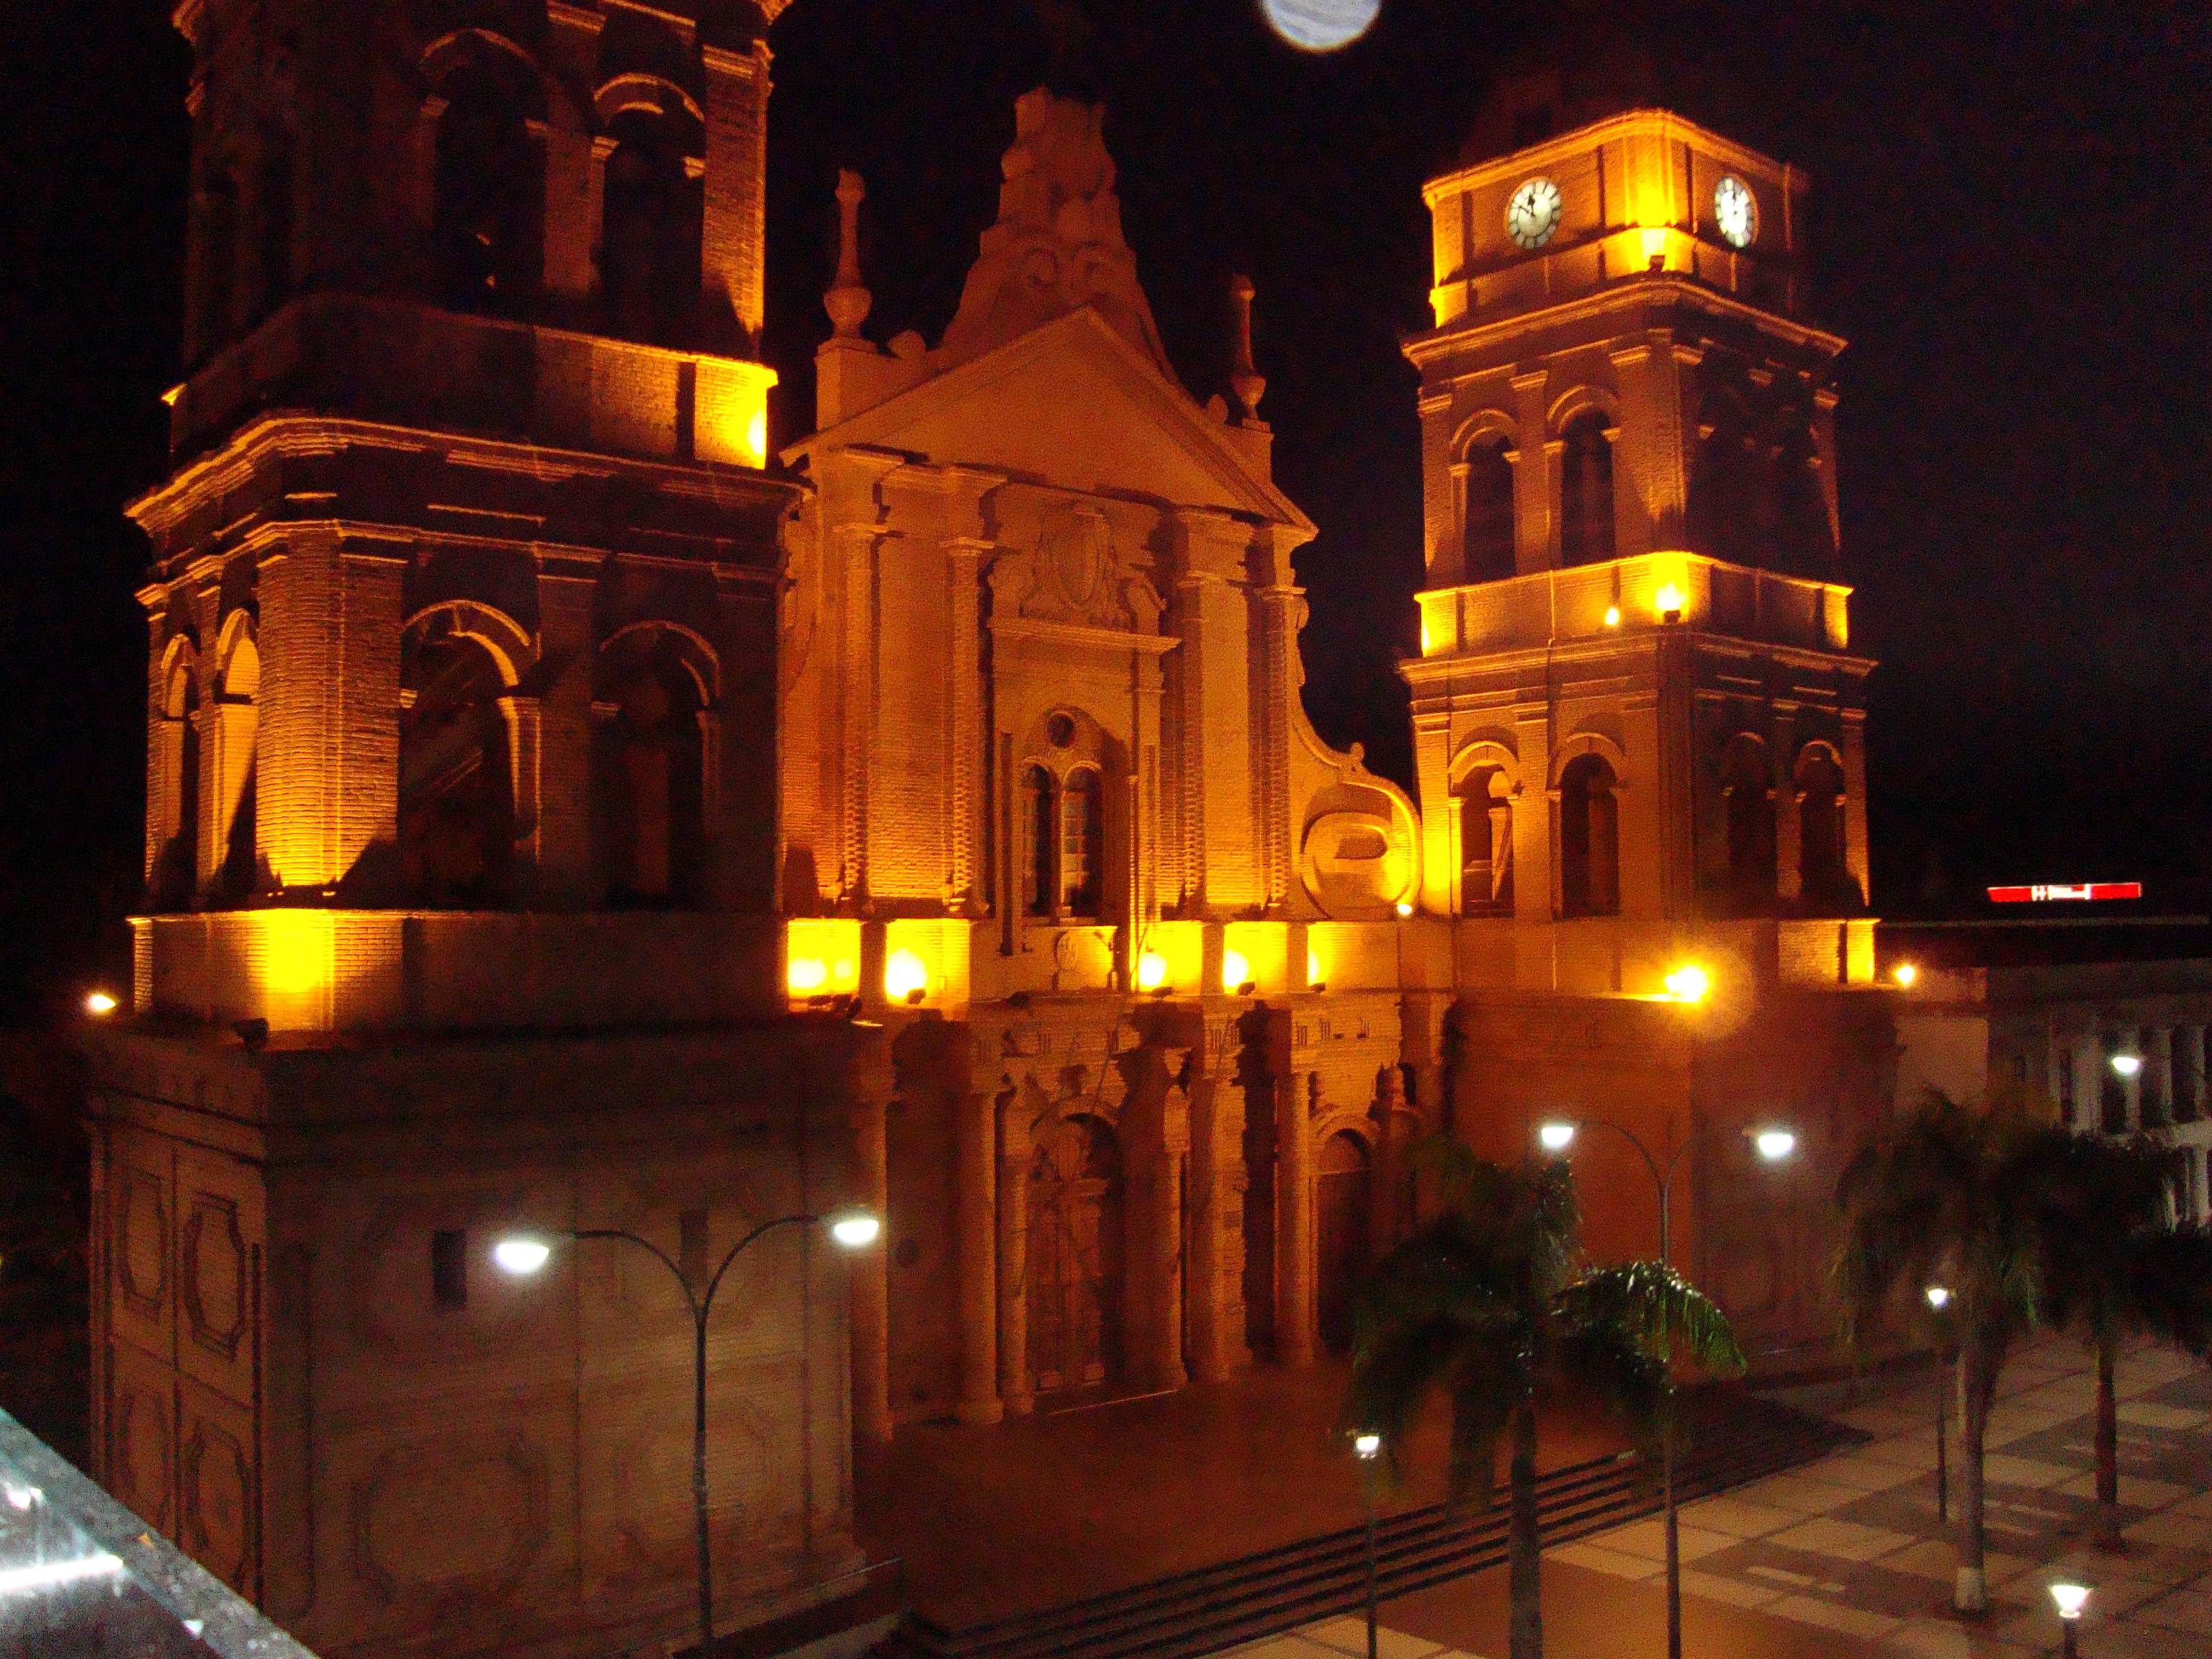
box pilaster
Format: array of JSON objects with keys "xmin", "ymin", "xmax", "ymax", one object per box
[
  {"xmin": 954, "ymin": 1087, "xmax": 1003, "ymax": 1424},
  {"xmin": 700, "ymin": 41, "xmax": 770, "ymax": 354}
]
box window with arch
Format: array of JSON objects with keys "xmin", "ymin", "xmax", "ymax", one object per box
[
  {"xmin": 1021, "ymin": 765, "xmax": 1056, "ymax": 917},
  {"xmin": 1794, "ymin": 745, "xmax": 1852, "ymax": 907},
  {"xmin": 401, "ymin": 629, "xmax": 516, "ymax": 907},
  {"xmin": 1462, "ymin": 436, "xmax": 1516, "ymax": 582},
  {"xmin": 1061, "ymin": 769, "xmax": 1103, "ymax": 917},
  {"xmin": 1773, "ymin": 426, "xmax": 1834, "ymax": 572},
  {"xmin": 150, "ymin": 648, "xmax": 202, "ymax": 911},
  {"xmin": 193, "ymin": 165, "xmax": 239, "ymax": 360},
  {"xmin": 255, "ymin": 121, "xmax": 295, "ymax": 323},
  {"xmin": 1720, "ymin": 733, "xmax": 1776, "ymax": 905},
  {"xmin": 600, "ymin": 112, "xmax": 700, "ymax": 346},
  {"xmin": 432, "ymin": 61, "xmax": 541, "ymax": 314},
  {"xmin": 207, "ymin": 624, "xmax": 261, "ymax": 902},
  {"xmin": 1557, "ymin": 752, "xmax": 1619, "ymax": 918},
  {"xmin": 1558, "ymin": 408, "xmax": 1615, "ymax": 566},
  {"xmin": 598, "ymin": 632, "xmax": 711, "ymax": 907},
  {"xmin": 1689, "ymin": 396, "xmax": 1756, "ymax": 565},
  {"xmin": 1454, "ymin": 763, "xmax": 1514, "ymax": 915}
]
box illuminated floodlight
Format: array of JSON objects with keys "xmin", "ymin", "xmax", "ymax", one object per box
[
  {"xmin": 1221, "ymin": 948, "xmax": 1252, "ymax": 995},
  {"xmin": 1893, "ymin": 963, "xmax": 1919, "ymax": 989},
  {"xmin": 1262, "ymin": 0, "xmax": 1381, "ymax": 53},
  {"xmin": 1655, "ymin": 582, "xmax": 1685, "ymax": 621},
  {"xmin": 84, "ymin": 990, "xmax": 118, "ymax": 1016},
  {"xmin": 1753, "ymin": 1129, "xmax": 1797, "ymax": 1162},
  {"xmin": 1538, "ymin": 1121, "xmax": 1578, "ymax": 1153},
  {"xmin": 1136, "ymin": 951, "xmax": 1169, "ymax": 993},
  {"xmin": 0, "ymin": 1554, "xmax": 124, "ymax": 1596},
  {"xmin": 2050, "ymin": 1582, "xmax": 2089, "ymax": 1619},
  {"xmin": 1353, "ymin": 1431, "xmax": 1382, "ymax": 1460},
  {"xmin": 1663, "ymin": 964, "xmax": 1711, "ymax": 1003},
  {"xmin": 2110, "ymin": 1053, "xmax": 2142, "ymax": 1079},
  {"xmin": 1307, "ymin": 948, "xmax": 1323, "ymax": 989},
  {"xmin": 787, "ymin": 957, "xmax": 829, "ymax": 995},
  {"xmin": 884, "ymin": 949, "xmax": 929, "ymax": 1004},
  {"xmin": 829, "ymin": 1211, "xmax": 881, "ymax": 1249},
  {"xmin": 2, "ymin": 1483, "xmax": 37, "ymax": 1511},
  {"xmin": 1925, "ymin": 1285, "xmax": 1951, "ymax": 1310},
  {"xmin": 1395, "ymin": 900, "xmax": 1415, "ymax": 918},
  {"xmin": 492, "ymin": 1236, "xmax": 552, "ymax": 1277},
  {"xmin": 1604, "ymin": 606, "xmax": 1622, "ymax": 628}
]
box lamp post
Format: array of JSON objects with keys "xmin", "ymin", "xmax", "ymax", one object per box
[
  {"xmin": 495, "ymin": 1209, "xmax": 881, "ymax": 1658},
  {"xmin": 1537, "ymin": 1115, "xmax": 1796, "ymax": 1659},
  {"xmin": 1353, "ymin": 1432, "xmax": 1382, "ymax": 1659},
  {"xmin": 2050, "ymin": 1581, "xmax": 2090, "ymax": 1658},
  {"xmin": 1926, "ymin": 1285, "xmax": 1952, "ymax": 1525}
]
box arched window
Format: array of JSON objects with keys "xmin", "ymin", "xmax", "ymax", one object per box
[
  {"xmin": 600, "ymin": 115, "xmax": 699, "ymax": 346},
  {"xmin": 599, "ymin": 638, "xmax": 709, "ymax": 907},
  {"xmin": 209, "ymin": 628, "xmax": 260, "ymax": 901},
  {"xmin": 1689, "ymin": 398, "xmax": 1756, "ymax": 565},
  {"xmin": 1794, "ymin": 746, "xmax": 1851, "ymax": 907},
  {"xmin": 1455, "ymin": 763, "xmax": 1513, "ymax": 915},
  {"xmin": 1462, "ymin": 437, "xmax": 1516, "ymax": 582},
  {"xmin": 433, "ymin": 66, "xmax": 540, "ymax": 313},
  {"xmin": 1721, "ymin": 734, "xmax": 1775, "ymax": 905},
  {"xmin": 150, "ymin": 652, "xmax": 202, "ymax": 911},
  {"xmin": 194, "ymin": 166, "xmax": 239, "ymax": 360},
  {"xmin": 1061, "ymin": 769, "xmax": 1103, "ymax": 917},
  {"xmin": 1558, "ymin": 752, "xmax": 1619, "ymax": 918},
  {"xmin": 1773, "ymin": 426, "xmax": 1834, "ymax": 573},
  {"xmin": 1022, "ymin": 764, "xmax": 1056, "ymax": 917},
  {"xmin": 401, "ymin": 633, "xmax": 515, "ymax": 907},
  {"xmin": 1558, "ymin": 409, "xmax": 1614, "ymax": 566},
  {"xmin": 255, "ymin": 122, "xmax": 295, "ymax": 322}
]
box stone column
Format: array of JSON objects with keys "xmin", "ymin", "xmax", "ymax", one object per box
[
  {"xmin": 1509, "ymin": 369, "xmax": 1552, "ymax": 573},
  {"xmin": 2177, "ymin": 1026, "xmax": 2205, "ymax": 1122},
  {"xmin": 1183, "ymin": 1044, "xmax": 1250, "ymax": 1382},
  {"xmin": 956, "ymin": 1088, "xmax": 1003, "ymax": 1425},
  {"xmin": 254, "ymin": 531, "xmax": 405, "ymax": 894},
  {"xmin": 1371, "ymin": 1066, "xmax": 1406, "ymax": 1255},
  {"xmin": 710, "ymin": 568, "xmax": 779, "ymax": 912},
  {"xmin": 996, "ymin": 1083, "xmax": 1035, "ymax": 1415},
  {"xmin": 850, "ymin": 1087, "xmax": 892, "ymax": 1445},
  {"xmin": 1773, "ymin": 709, "xmax": 1804, "ymax": 901},
  {"xmin": 2147, "ymin": 1028, "xmax": 2175, "ymax": 1127},
  {"xmin": 1170, "ymin": 509, "xmax": 1259, "ymax": 912},
  {"xmin": 1275, "ymin": 1069, "xmax": 1316, "ymax": 1367},
  {"xmin": 2113, "ymin": 1028, "xmax": 2141, "ymax": 1133}
]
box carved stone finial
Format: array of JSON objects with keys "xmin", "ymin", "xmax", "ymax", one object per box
[
  {"xmin": 1229, "ymin": 273, "xmax": 1267, "ymax": 426},
  {"xmin": 824, "ymin": 168, "xmax": 873, "ymax": 338}
]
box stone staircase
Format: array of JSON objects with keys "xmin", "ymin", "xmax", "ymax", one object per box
[{"xmin": 868, "ymin": 1395, "xmax": 1865, "ymax": 1659}]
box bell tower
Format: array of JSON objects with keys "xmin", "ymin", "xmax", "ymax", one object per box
[{"xmin": 1401, "ymin": 65, "xmax": 1877, "ymax": 993}]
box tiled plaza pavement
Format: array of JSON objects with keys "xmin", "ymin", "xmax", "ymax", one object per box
[{"xmin": 1231, "ymin": 1336, "xmax": 2211, "ymax": 1659}]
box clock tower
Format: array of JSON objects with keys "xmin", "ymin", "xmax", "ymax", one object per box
[{"xmin": 1401, "ymin": 61, "xmax": 1876, "ymax": 996}]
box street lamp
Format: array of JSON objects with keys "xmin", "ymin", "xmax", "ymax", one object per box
[
  {"xmin": 2109, "ymin": 1053, "xmax": 2142, "ymax": 1079},
  {"xmin": 1352, "ymin": 1432, "xmax": 1382, "ymax": 1659},
  {"xmin": 2050, "ymin": 1581, "xmax": 2090, "ymax": 1659},
  {"xmin": 1925, "ymin": 1285, "xmax": 1952, "ymax": 1524},
  {"xmin": 83, "ymin": 990, "xmax": 117, "ymax": 1017},
  {"xmin": 495, "ymin": 1208, "xmax": 881, "ymax": 1658},
  {"xmin": 1535, "ymin": 1115, "xmax": 1797, "ymax": 1659}
]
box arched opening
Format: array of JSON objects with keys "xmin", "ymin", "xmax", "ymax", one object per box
[
  {"xmin": 1558, "ymin": 409, "xmax": 1615, "ymax": 567},
  {"xmin": 211, "ymin": 631, "xmax": 260, "ymax": 902},
  {"xmin": 1721, "ymin": 733, "xmax": 1775, "ymax": 907},
  {"xmin": 1315, "ymin": 1130, "xmax": 1372, "ymax": 1354},
  {"xmin": 255, "ymin": 122, "xmax": 295, "ymax": 322},
  {"xmin": 194, "ymin": 167, "xmax": 239, "ymax": 360},
  {"xmin": 1773, "ymin": 426, "xmax": 1834, "ymax": 573},
  {"xmin": 1462, "ymin": 436, "xmax": 1516, "ymax": 582},
  {"xmin": 598, "ymin": 634, "xmax": 709, "ymax": 907},
  {"xmin": 151, "ymin": 655, "xmax": 202, "ymax": 910},
  {"xmin": 432, "ymin": 64, "xmax": 541, "ymax": 314},
  {"xmin": 400, "ymin": 633, "xmax": 516, "ymax": 906},
  {"xmin": 599, "ymin": 114, "xmax": 699, "ymax": 345},
  {"xmin": 1558, "ymin": 752, "xmax": 1620, "ymax": 918},
  {"xmin": 1689, "ymin": 397, "xmax": 1756, "ymax": 565},
  {"xmin": 1455, "ymin": 763, "xmax": 1514, "ymax": 915},
  {"xmin": 1021, "ymin": 765, "xmax": 1056, "ymax": 917},
  {"xmin": 1026, "ymin": 1113, "xmax": 1124, "ymax": 1394},
  {"xmin": 1794, "ymin": 746, "xmax": 1852, "ymax": 908},
  {"xmin": 1060, "ymin": 768, "xmax": 1103, "ymax": 917}
]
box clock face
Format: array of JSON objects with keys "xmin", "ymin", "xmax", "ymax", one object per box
[
  {"xmin": 1506, "ymin": 177, "xmax": 1563, "ymax": 251},
  {"xmin": 1714, "ymin": 176, "xmax": 1758, "ymax": 248}
]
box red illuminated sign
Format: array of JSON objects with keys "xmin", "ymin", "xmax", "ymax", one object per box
[{"xmin": 1986, "ymin": 883, "xmax": 2143, "ymax": 904}]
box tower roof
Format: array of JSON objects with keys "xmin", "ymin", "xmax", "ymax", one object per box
[{"xmin": 1460, "ymin": 8, "xmax": 1728, "ymax": 167}]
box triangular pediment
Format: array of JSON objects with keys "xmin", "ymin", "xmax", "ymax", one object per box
[{"xmin": 791, "ymin": 308, "xmax": 1313, "ymax": 531}]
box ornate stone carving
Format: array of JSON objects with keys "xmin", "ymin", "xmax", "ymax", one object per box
[{"xmin": 181, "ymin": 1194, "xmax": 246, "ymax": 1360}]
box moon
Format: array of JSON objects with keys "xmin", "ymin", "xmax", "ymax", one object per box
[{"xmin": 1262, "ymin": 0, "xmax": 1381, "ymax": 53}]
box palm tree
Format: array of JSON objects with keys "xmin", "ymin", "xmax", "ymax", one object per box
[
  {"xmin": 1833, "ymin": 1092, "xmax": 2065, "ymax": 1614},
  {"xmin": 2033, "ymin": 1133, "xmax": 2212, "ymax": 1549},
  {"xmin": 1345, "ymin": 1143, "xmax": 1743, "ymax": 1659}
]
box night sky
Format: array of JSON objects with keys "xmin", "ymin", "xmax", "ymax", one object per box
[{"xmin": 3, "ymin": 0, "xmax": 2208, "ymax": 1015}]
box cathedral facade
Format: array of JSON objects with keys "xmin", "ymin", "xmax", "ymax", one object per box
[{"xmin": 89, "ymin": 11, "xmax": 1897, "ymax": 1658}]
